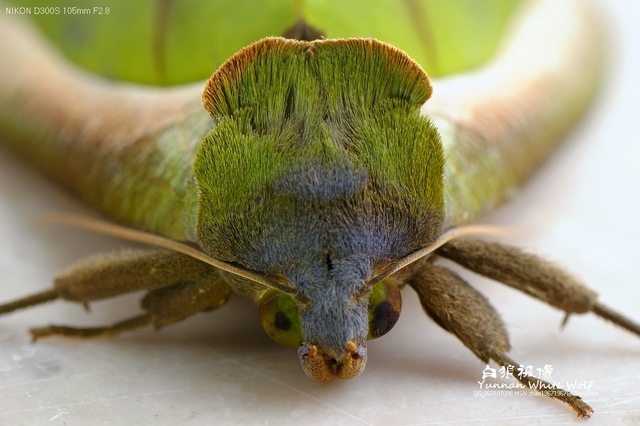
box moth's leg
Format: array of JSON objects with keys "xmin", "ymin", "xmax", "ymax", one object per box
[
  {"xmin": 30, "ymin": 273, "xmax": 232, "ymax": 339},
  {"xmin": 437, "ymin": 238, "xmax": 640, "ymax": 336},
  {"xmin": 29, "ymin": 314, "xmax": 154, "ymax": 340},
  {"xmin": 0, "ymin": 249, "xmax": 221, "ymax": 312},
  {"xmin": 406, "ymin": 261, "xmax": 594, "ymax": 418},
  {"xmin": 140, "ymin": 274, "xmax": 231, "ymax": 328},
  {"xmin": 0, "ymin": 249, "xmax": 231, "ymax": 338}
]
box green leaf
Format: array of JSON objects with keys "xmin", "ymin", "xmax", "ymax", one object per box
[{"xmin": 11, "ymin": 0, "xmax": 522, "ymax": 85}]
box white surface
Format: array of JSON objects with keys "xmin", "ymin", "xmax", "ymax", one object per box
[{"xmin": 1, "ymin": 1, "xmax": 639, "ymax": 425}]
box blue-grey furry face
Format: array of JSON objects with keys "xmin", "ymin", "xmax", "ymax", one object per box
[{"xmin": 199, "ymin": 157, "xmax": 442, "ymax": 364}]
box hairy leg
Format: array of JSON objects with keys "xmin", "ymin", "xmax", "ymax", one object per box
[
  {"xmin": 406, "ymin": 260, "xmax": 593, "ymax": 417},
  {"xmin": 437, "ymin": 238, "xmax": 640, "ymax": 336},
  {"xmin": 1, "ymin": 249, "xmax": 232, "ymax": 338}
]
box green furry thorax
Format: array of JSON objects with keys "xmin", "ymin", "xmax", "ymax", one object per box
[{"xmin": 194, "ymin": 38, "xmax": 445, "ymax": 280}]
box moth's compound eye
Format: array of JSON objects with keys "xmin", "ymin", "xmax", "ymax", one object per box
[
  {"xmin": 367, "ymin": 278, "xmax": 402, "ymax": 339},
  {"xmin": 259, "ymin": 289, "xmax": 303, "ymax": 347}
]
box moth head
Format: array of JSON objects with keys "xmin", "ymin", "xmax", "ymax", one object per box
[
  {"xmin": 258, "ymin": 278, "xmax": 401, "ymax": 380},
  {"xmin": 196, "ymin": 37, "xmax": 443, "ymax": 381}
]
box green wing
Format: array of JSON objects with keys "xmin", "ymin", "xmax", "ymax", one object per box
[
  {"xmin": 12, "ymin": 0, "xmax": 521, "ymax": 85},
  {"xmin": 425, "ymin": 0, "xmax": 606, "ymax": 226}
]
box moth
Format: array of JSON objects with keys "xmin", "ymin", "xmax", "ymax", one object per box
[{"xmin": 0, "ymin": 0, "xmax": 637, "ymax": 419}]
